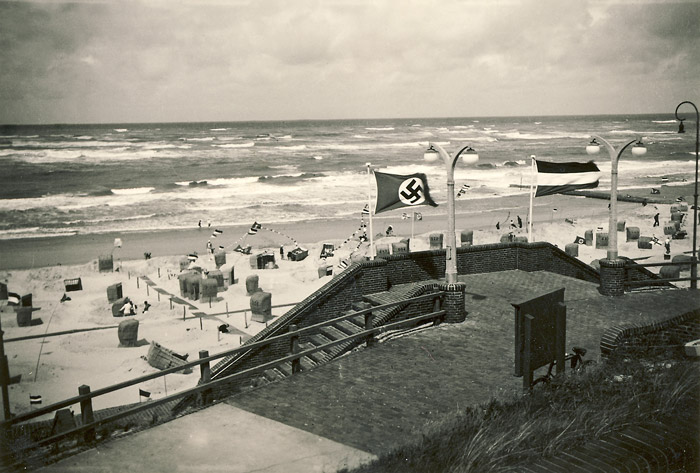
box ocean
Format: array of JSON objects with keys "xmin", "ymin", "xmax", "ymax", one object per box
[{"xmin": 0, "ymin": 114, "xmax": 696, "ymax": 241}]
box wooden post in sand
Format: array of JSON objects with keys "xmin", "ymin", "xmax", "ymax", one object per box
[
  {"xmin": 183, "ymin": 306, "xmax": 186, "ymax": 321},
  {"xmin": 226, "ymin": 303, "xmax": 229, "ymax": 318},
  {"xmin": 136, "ymin": 277, "xmax": 140, "ymax": 289},
  {"xmin": 79, "ymin": 385, "xmax": 95, "ymax": 444}
]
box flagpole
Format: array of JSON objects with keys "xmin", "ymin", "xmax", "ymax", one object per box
[
  {"xmin": 528, "ymin": 155, "xmax": 535, "ymax": 242},
  {"xmin": 411, "ymin": 211, "xmax": 415, "ymax": 244},
  {"xmin": 366, "ymin": 163, "xmax": 375, "ymax": 260}
]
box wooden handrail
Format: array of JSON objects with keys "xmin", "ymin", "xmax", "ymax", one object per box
[
  {"xmin": 3, "ymin": 307, "xmax": 446, "ymax": 456},
  {"xmin": 626, "ymin": 260, "xmax": 696, "ymax": 268},
  {"xmin": 4, "ymin": 291, "xmax": 444, "ymax": 427},
  {"xmin": 625, "ymin": 277, "xmax": 695, "ymax": 286}
]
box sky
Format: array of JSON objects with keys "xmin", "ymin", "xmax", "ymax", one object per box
[{"xmin": 0, "ymin": 0, "xmax": 699, "ymax": 124}]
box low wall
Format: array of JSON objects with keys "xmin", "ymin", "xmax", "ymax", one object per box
[
  {"xmin": 380, "ymin": 242, "xmax": 600, "ymax": 286},
  {"xmin": 601, "ymin": 307, "xmax": 700, "ymax": 357}
]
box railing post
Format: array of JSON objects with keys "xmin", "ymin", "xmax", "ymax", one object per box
[
  {"xmin": 433, "ymin": 294, "xmax": 443, "ymax": 326},
  {"xmin": 0, "ymin": 419, "xmax": 11, "ymax": 468},
  {"xmin": 79, "ymin": 385, "xmax": 95, "ymax": 444},
  {"xmin": 199, "ymin": 350, "xmax": 212, "ymax": 405},
  {"xmin": 364, "ymin": 312, "xmax": 375, "ymax": 347},
  {"xmin": 289, "ymin": 324, "xmax": 300, "ymax": 374}
]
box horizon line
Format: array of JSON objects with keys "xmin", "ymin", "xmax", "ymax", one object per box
[{"xmin": 0, "ymin": 111, "xmax": 678, "ymax": 128}]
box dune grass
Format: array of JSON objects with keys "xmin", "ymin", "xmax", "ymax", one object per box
[{"xmin": 341, "ymin": 351, "xmax": 699, "ymax": 473}]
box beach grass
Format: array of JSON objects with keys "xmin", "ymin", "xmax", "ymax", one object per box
[{"xmin": 340, "ymin": 350, "xmax": 699, "ymax": 473}]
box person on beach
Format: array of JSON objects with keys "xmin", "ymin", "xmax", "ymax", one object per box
[
  {"xmin": 280, "ymin": 245, "xmax": 284, "ymax": 259},
  {"xmin": 198, "ymin": 219, "xmax": 202, "ymax": 228},
  {"xmin": 653, "ymin": 213, "xmax": 660, "ymax": 227},
  {"xmin": 143, "ymin": 301, "xmax": 151, "ymax": 313},
  {"xmin": 207, "ymin": 240, "xmax": 214, "ymax": 254},
  {"xmin": 386, "ymin": 225, "xmax": 393, "ymax": 236},
  {"xmin": 665, "ymin": 238, "xmax": 671, "ymax": 255},
  {"xmin": 510, "ymin": 219, "xmax": 516, "ymax": 230},
  {"xmin": 121, "ymin": 300, "xmax": 135, "ymax": 316},
  {"xmin": 517, "ymin": 216, "xmax": 523, "ymax": 228},
  {"xmin": 208, "ymin": 220, "xmax": 211, "ymax": 228}
]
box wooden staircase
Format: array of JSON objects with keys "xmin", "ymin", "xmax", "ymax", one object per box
[{"xmin": 251, "ymin": 283, "xmax": 432, "ymax": 389}]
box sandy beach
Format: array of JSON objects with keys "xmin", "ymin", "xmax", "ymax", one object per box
[{"xmin": 1, "ymin": 185, "xmax": 697, "ymax": 421}]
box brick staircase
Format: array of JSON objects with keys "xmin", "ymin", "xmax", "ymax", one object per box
[{"xmin": 252, "ymin": 283, "xmax": 431, "ymax": 388}]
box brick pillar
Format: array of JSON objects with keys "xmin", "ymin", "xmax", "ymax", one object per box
[
  {"xmin": 440, "ymin": 282, "xmax": 466, "ymax": 323},
  {"xmin": 599, "ymin": 258, "xmax": 626, "ymax": 296}
]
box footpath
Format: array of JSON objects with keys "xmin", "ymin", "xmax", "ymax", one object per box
[{"xmin": 35, "ymin": 270, "xmax": 700, "ymax": 472}]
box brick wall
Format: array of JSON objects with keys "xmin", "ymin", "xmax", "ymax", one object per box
[{"xmin": 601, "ymin": 308, "xmax": 700, "ymax": 357}]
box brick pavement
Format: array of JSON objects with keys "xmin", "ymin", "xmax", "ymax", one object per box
[{"xmin": 226, "ymin": 270, "xmax": 700, "ymax": 455}]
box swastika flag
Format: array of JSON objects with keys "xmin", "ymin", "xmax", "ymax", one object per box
[{"xmin": 374, "ymin": 171, "xmax": 438, "ymax": 214}]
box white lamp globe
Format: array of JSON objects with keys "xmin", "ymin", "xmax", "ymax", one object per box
[
  {"xmin": 586, "ymin": 139, "xmax": 601, "ymax": 155},
  {"xmin": 424, "ymin": 147, "xmax": 440, "ymax": 162},
  {"xmin": 460, "ymin": 148, "xmax": 479, "ymax": 164},
  {"xmin": 631, "ymin": 141, "xmax": 647, "ymax": 156}
]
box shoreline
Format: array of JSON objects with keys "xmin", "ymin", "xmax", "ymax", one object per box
[{"xmin": 1, "ymin": 184, "xmax": 694, "ymax": 271}]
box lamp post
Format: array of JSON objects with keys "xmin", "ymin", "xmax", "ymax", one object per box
[
  {"xmin": 586, "ymin": 136, "xmax": 647, "ymax": 260},
  {"xmin": 675, "ymin": 101, "xmax": 699, "ymax": 289},
  {"xmin": 424, "ymin": 142, "xmax": 479, "ymax": 283}
]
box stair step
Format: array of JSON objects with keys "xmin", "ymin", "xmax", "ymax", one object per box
[
  {"xmin": 310, "ymin": 333, "xmax": 333, "ymax": 348},
  {"xmin": 350, "ymin": 315, "xmax": 367, "ymax": 328},
  {"xmin": 299, "ymin": 341, "xmax": 328, "ymax": 364},
  {"xmin": 278, "ymin": 362, "xmax": 293, "ymax": 377},
  {"xmin": 263, "ymin": 368, "xmax": 284, "ymax": 382},
  {"xmin": 335, "ymin": 319, "xmax": 363, "ymax": 335},
  {"xmin": 320, "ymin": 325, "xmax": 347, "ymax": 341},
  {"xmin": 308, "ymin": 348, "xmax": 331, "ymax": 364},
  {"xmin": 299, "ymin": 356, "xmax": 317, "ymax": 371}
]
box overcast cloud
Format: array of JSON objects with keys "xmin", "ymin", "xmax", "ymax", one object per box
[{"xmin": 0, "ymin": 0, "xmax": 698, "ymax": 124}]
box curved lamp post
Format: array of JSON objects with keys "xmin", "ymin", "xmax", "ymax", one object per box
[
  {"xmin": 586, "ymin": 136, "xmax": 647, "ymax": 260},
  {"xmin": 424, "ymin": 142, "xmax": 479, "ymax": 283},
  {"xmin": 675, "ymin": 101, "xmax": 699, "ymax": 289}
]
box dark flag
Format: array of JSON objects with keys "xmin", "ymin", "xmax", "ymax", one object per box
[
  {"xmin": 414, "ymin": 212, "xmax": 422, "ymax": 221},
  {"xmin": 374, "ymin": 171, "xmax": 438, "ymax": 214},
  {"xmin": 248, "ymin": 222, "xmax": 262, "ymax": 235},
  {"xmin": 574, "ymin": 236, "xmax": 586, "ymax": 245},
  {"xmin": 456, "ymin": 184, "xmax": 470, "ymax": 198},
  {"xmin": 139, "ymin": 389, "xmax": 151, "ymax": 398},
  {"xmin": 535, "ymin": 159, "xmax": 600, "ymax": 197}
]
